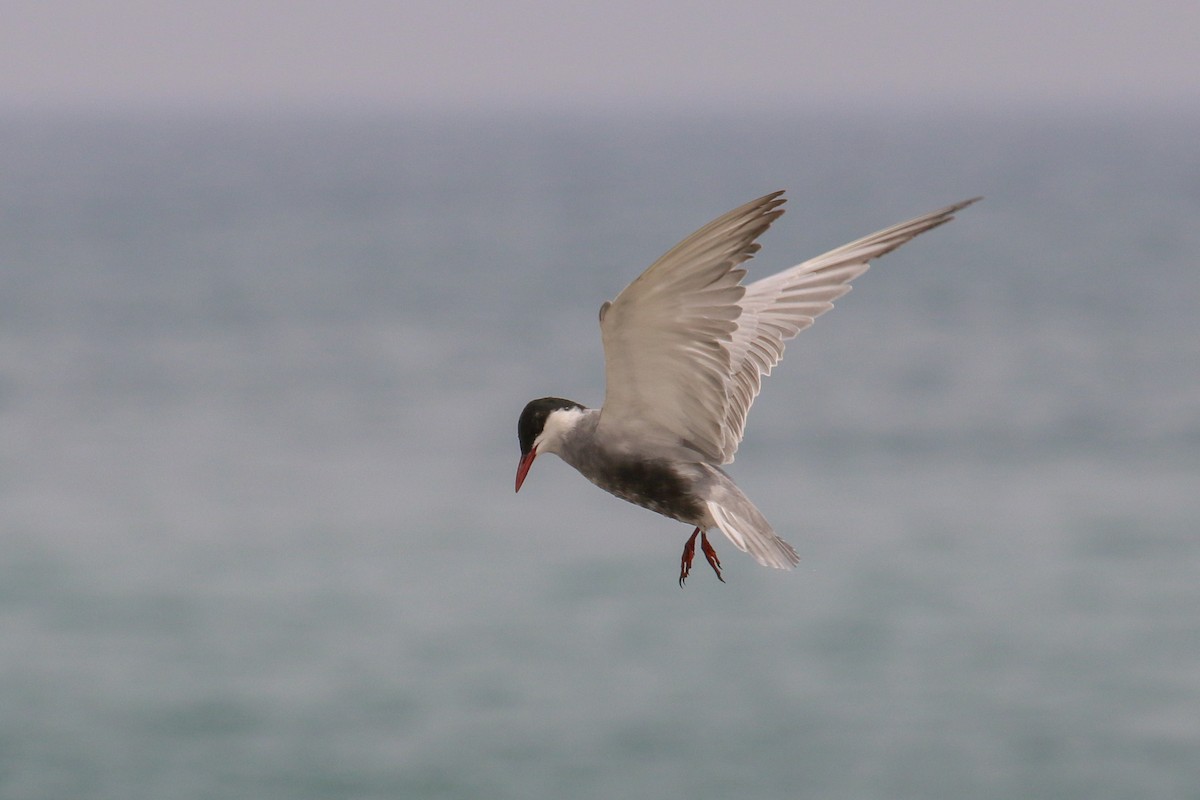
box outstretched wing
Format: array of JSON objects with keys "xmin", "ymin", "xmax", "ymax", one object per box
[
  {"xmin": 596, "ymin": 192, "xmax": 786, "ymax": 461},
  {"xmin": 596, "ymin": 192, "xmax": 980, "ymax": 464},
  {"xmin": 719, "ymin": 197, "xmax": 981, "ymax": 461}
]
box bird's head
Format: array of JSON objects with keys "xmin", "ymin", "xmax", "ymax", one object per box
[{"xmin": 515, "ymin": 397, "xmax": 586, "ymax": 491}]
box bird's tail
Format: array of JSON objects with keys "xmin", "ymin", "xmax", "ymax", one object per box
[{"xmin": 706, "ymin": 489, "xmax": 800, "ymax": 570}]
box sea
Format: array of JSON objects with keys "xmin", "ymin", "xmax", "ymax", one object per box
[{"xmin": 1, "ymin": 106, "xmax": 1197, "ymax": 800}]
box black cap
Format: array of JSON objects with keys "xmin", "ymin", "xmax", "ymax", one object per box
[{"xmin": 517, "ymin": 397, "xmax": 584, "ymax": 454}]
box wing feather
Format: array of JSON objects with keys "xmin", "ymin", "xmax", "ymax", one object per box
[
  {"xmin": 597, "ymin": 192, "xmax": 786, "ymax": 460},
  {"xmin": 597, "ymin": 192, "xmax": 980, "ymax": 464},
  {"xmin": 719, "ymin": 197, "xmax": 982, "ymax": 460}
]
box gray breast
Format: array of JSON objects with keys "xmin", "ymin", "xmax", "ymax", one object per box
[{"xmin": 588, "ymin": 457, "xmax": 705, "ymax": 523}]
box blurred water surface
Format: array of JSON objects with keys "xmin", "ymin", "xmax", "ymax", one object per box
[{"xmin": 1, "ymin": 109, "xmax": 1198, "ymax": 799}]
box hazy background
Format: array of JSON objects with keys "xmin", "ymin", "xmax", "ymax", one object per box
[
  {"xmin": 1, "ymin": 0, "xmax": 1198, "ymax": 113},
  {"xmin": 2, "ymin": 3, "xmax": 1199, "ymax": 800}
]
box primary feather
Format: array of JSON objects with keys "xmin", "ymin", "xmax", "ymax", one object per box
[{"xmin": 598, "ymin": 192, "xmax": 980, "ymax": 465}]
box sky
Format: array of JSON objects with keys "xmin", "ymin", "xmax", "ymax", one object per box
[{"xmin": 2, "ymin": 0, "xmax": 1198, "ymax": 114}]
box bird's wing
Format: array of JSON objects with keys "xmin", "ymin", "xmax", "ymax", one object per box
[
  {"xmin": 596, "ymin": 191, "xmax": 786, "ymax": 462},
  {"xmin": 718, "ymin": 197, "xmax": 981, "ymax": 461}
]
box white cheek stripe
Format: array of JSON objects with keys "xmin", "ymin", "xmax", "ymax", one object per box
[{"xmin": 535, "ymin": 407, "xmax": 585, "ymax": 453}]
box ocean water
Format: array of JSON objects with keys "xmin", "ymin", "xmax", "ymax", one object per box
[{"xmin": 1, "ymin": 108, "xmax": 1198, "ymax": 799}]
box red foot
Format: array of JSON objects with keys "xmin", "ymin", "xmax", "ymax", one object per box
[
  {"xmin": 679, "ymin": 528, "xmax": 699, "ymax": 586},
  {"xmin": 679, "ymin": 528, "xmax": 724, "ymax": 586},
  {"xmin": 700, "ymin": 531, "xmax": 724, "ymax": 583}
]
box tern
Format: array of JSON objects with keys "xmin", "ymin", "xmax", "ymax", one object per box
[{"xmin": 515, "ymin": 191, "xmax": 978, "ymax": 585}]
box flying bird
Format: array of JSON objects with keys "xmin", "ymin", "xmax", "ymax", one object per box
[{"xmin": 515, "ymin": 191, "xmax": 979, "ymax": 585}]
